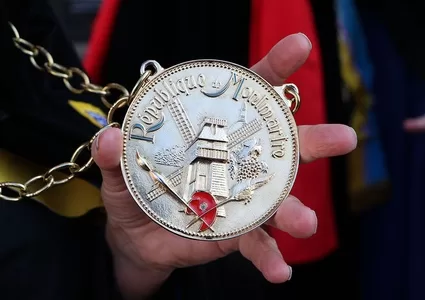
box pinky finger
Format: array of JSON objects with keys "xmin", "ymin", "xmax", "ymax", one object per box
[{"xmin": 238, "ymin": 228, "xmax": 292, "ymax": 283}]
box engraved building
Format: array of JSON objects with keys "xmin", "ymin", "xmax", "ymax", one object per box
[{"xmin": 181, "ymin": 117, "xmax": 230, "ymax": 201}]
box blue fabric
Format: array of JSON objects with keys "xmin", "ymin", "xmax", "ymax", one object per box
[
  {"xmin": 336, "ymin": 0, "xmax": 374, "ymax": 91},
  {"xmin": 364, "ymin": 112, "xmax": 388, "ymax": 185},
  {"xmin": 358, "ymin": 9, "xmax": 425, "ymax": 300},
  {"xmin": 336, "ymin": 0, "xmax": 388, "ymax": 186}
]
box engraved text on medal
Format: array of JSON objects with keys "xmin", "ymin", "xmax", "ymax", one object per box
[
  {"xmin": 133, "ymin": 71, "xmax": 288, "ymax": 159},
  {"xmin": 202, "ymin": 72, "xmax": 289, "ymax": 159}
]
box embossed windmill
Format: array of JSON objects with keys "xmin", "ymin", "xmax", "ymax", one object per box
[{"xmin": 146, "ymin": 100, "xmax": 263, "ymax": 204}]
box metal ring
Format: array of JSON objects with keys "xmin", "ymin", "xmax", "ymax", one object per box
[
  {"xmin": 283, "ymin": 84, "xmax": 301, "ymax": 114},
  {"xmin": 23, "ymin": 175, "xmax": 54, "ymax": 198},
  {"xmin": 29, "ymin": 45, "xmax": 54, "ymax": 71},
  {"xmin": 101, "ymin": 83, "xmax": 129, "ymax": 109},
  {"xmin": 13, "ymin": 37, "xmax": 37, "ymax": 56},
  {"xmin": 43, "ymin": 162, "xmax": 80, "ymax": 186},
  {"xmin": 0, "ymin": 182, "xmax": 25, "ymax": 201},
  {"xmin": 88, "ymin": 122, "xmax": 121, "ymax": 146},
  {"xmin": 63, "ymin": 68, "xmax": 91, "ymax": 94},
  {"xmin": 70, "ymin": 142, "xmax": 94, "ymax": 174},
  {"xmin": 46, "ymin": 63, "xmax": 72, "ymax": 79},
  {"xmin": 128, "ymin": 70, "xmax": 152, "ymax": 106},
  {"xmin": 107, "ymin": 97, "xmax": 128, "ymax": 125},
  {"xmin": 8, "ymin": 22, "xmax": 19, "ymax": 39},
  {"xmin": 83, "ymin": 83, "xmax": 109, "ymax": 96},
  {"xmin": 139, "ymin": 60, "xmax": 163, "ymax": 76}
]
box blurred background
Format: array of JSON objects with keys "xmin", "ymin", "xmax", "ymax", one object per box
[
  {"xmin": 48, "ymin": 0, "xmax": 100, "ymax": 58},
  {"xmin": 45, "ymin": 0, "xmax": 425, "ymax": 299}
]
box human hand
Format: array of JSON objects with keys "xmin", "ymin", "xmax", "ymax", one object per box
[
  {"xmin": 92, "ymin": 33, "xmax": 357, "ymax": 299},
  {"xmin": 404, "ymin": 115, "xmax": 425, "ymax": 132}
]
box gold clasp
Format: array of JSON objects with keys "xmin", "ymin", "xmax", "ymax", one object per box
[{"xmin": 273, "ymin": 83, "xmax": 301, "ymax": 114}]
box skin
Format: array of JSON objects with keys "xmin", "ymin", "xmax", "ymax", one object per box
[
  {"xmin": 91, "ymin": 33, "xmax": 358, "ymax": 299},
  {"xmin": 404, "ymin": 116, "xmax": 425, "ymax": 132}
]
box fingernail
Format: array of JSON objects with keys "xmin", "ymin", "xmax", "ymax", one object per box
[
  {"xmin": 93, "ymin": 126, "xmax": 116, "ymax": 152},
  {"xmin": 298, "ymin": 32, "xmax": 312, "ymax": 50},
  {"xmin": 311, "ymin": 209, "xmax": 318, "ymax": 235},
  {"xmin": 349, "ymin": 127, "xmax": 358, "ymax": 149},
  {"xmin": 350, "ymin": 127, "xmax": 358, "ymax": 139},
  {"xmin": 95, "ymin": 131, "xmax": 104, "ymax": 151},
  {"xmin": 287, "ymin": 266, "xmax": 293, "ymax": 281}
]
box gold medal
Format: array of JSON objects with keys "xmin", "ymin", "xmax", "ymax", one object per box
[{"xmin": 121, "ymin": 60, "xmax": 300, "ymax": 241}]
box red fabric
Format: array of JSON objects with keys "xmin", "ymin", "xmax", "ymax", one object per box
[
  {"xmin": 250, "ymin": 0, "xmax": 337, "ymax": 264},
  {"xmin": 83, "ymin": 0, "xmax": 121, "ymax": 83}
]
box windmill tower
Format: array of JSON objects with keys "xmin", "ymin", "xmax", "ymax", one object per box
[{"xmin": 181, "ymin": 117, "xmax": 230, "ymax": 201}]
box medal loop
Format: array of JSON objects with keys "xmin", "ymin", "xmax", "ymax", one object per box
[
  {"xmin": 283, "ymin": 84, "xmax": 301, "ymax": 114},
  {"xmin": 107, "ymin": 96, "xmax": 128, "ymax": 125},
  {"xmin": 128, "ymin": 69, "xmax": 153, "ymax": 106}
]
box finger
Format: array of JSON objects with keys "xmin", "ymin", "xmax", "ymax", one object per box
[
  {"xmin": 266, "ymin": 195, "xmax": 317, "ymax": 238},
  {"xmin": 92, "ymin": 127, "xmax": 125, "ymax": 193},
  {"xmin": 404, "ymin": 116, "xmax": 425, "ymax": 132},
  {"xmin": 92, "ymin": 128, "xmax": 142, "ymax": 222},
  {"xmin": 250, "ymin": 33, "xmax": 312, "ymax": 85},
  {"xmin": 299, "ymin": 124, "xmax": 357, "ymax": 164},
  {"xmin": 238, "ymin": 228, "xmax": 292, "ymax": 283}
]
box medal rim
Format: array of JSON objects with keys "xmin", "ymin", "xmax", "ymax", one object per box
[{"xmin": 120, "ymin": 59, "xmax": 300, "ymax": 241}]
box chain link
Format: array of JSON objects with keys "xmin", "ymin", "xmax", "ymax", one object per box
[{"xmin": 0, "ymin": 22, "xmax": 153, "ymax": 202}]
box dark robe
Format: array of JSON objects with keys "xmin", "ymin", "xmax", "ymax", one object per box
[{"xmin": 354, "ymin": 1, "xmax": 425, "ymax": 299}]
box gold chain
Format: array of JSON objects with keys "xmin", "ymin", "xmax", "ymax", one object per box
[{"xmin": 0, "ymin": 22, "xmax": 153, "ymax": 202}]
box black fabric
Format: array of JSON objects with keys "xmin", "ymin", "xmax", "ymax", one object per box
[
  {"xmin": 0, "ymin": 1, "xmax": 118, "ymax": 299},
  {"xmin": 355, "ymin": 0, "xmax": 425, "ymax": 81},
  {"xmin": 0, "ymin": 200, "xmax": 121, "ymax": 300},
  {"xmin": 0, "ymin": 0, "xmax": 104, "ymax": 187},
  {"xmin": 100, "ymin": 1, "xmax": 251, "ymax": 89},
  {"xmin": 152, "ymin": 249, "xmax": 358, "ymax": 300}
]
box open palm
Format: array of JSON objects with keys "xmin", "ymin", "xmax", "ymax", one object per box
[{"xmin": 92, "ymin": 33, "xmax": 357, "ymax": 297}]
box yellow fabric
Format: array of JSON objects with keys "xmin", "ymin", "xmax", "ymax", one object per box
[
  {"xmin": 338, "ymin": 35, "xmax": 389, "ymax": 212},
  {"xmin": 68, "ymin": 100, "xmax": 107, "ymax": 129},
  {"xmin": 0, "ymin": 149, "xmax": 104, "ymax": 217},
  {"xmin": 338, "ymin": 39, "xmax": 371, "ymax": 141},
  {"xmin": 338, "ymin": 38, "xmax": 367, "ymax": 195}
]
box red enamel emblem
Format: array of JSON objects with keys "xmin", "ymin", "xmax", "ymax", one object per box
[{"xmin": 185, "ymin": 191, "xmax": 217, "ymax": 232}]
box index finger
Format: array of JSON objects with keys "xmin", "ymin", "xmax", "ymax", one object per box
[
  {"xmin": 298, "ymin": 124, "xmax": 357, "ymax": 164},
  {"xmin": 250, "ymin": 33, "xmax": 312, "ymax": 85}
]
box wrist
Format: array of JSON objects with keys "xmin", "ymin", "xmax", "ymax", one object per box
[
  {"xmin": 113, "ymin": 253, "xmax": 172, "ymax": 300},
  {"xmin": 106, "ymin": 224, "xmax": 173, "ymax": 299}
]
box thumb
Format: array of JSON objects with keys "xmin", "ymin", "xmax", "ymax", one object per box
[
  {"xmin": 92, "ymin": 127, "xmax": 125, "ymax": 192},
  {"xmin": 404, "ymin": 115, "xmax": 425, "ymax": 132},
  {"xmin": 92, "ymin": 127, "xmax": 142, "ymax": 222}
]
